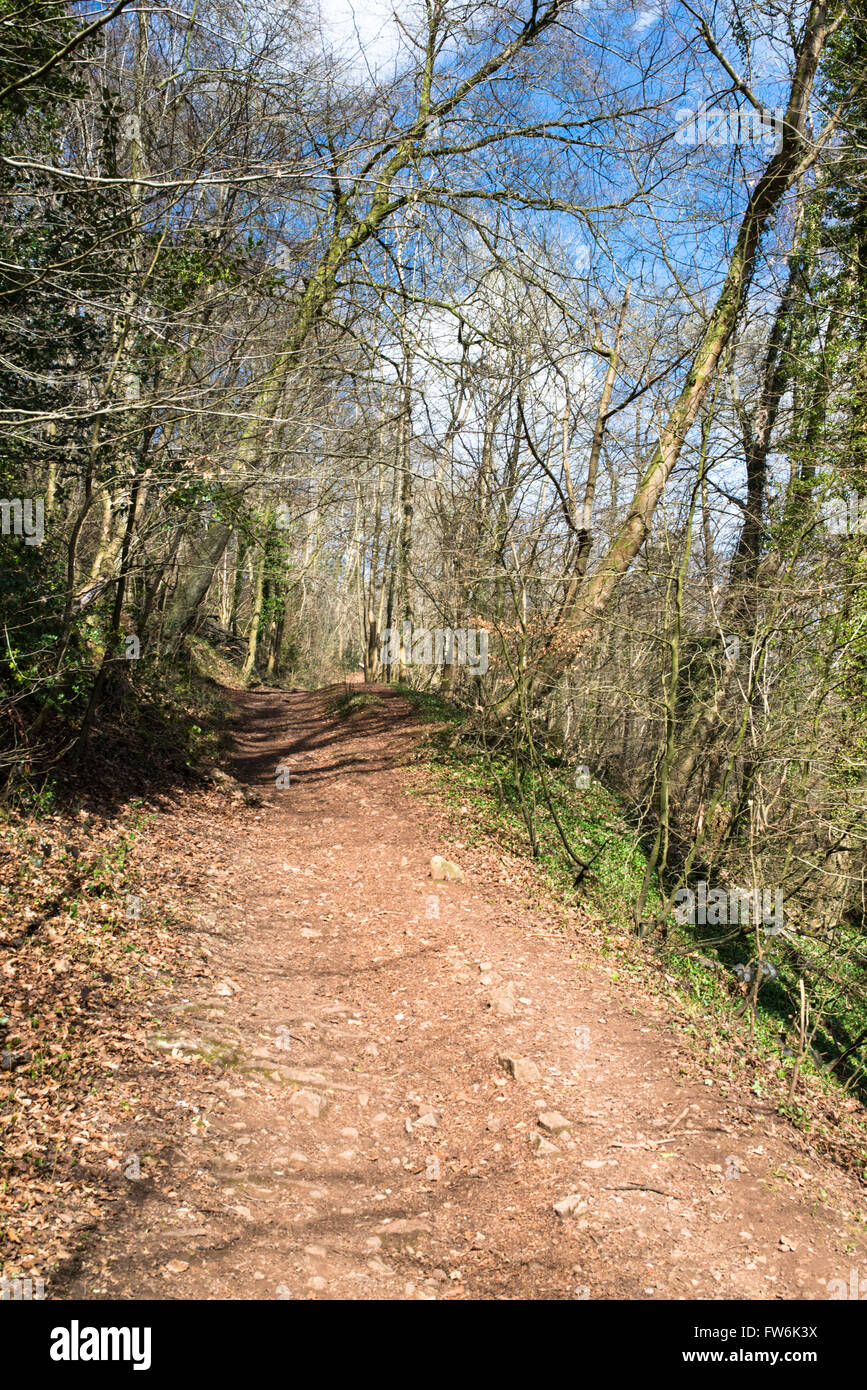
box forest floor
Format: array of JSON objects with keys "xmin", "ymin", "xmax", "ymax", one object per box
[{"xmin": 19, "ymin": 685, "xmax": 867, "ymax": 1299}]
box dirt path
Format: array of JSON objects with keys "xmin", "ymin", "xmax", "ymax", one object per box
[{"xmin": 64, "ymin": 687, "xmax": 866, "ymax": 1300}]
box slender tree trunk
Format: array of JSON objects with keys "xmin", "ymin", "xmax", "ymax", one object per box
[{"xmin": 241, "ymin": 526, "xmax": 269, "ymax": 682}]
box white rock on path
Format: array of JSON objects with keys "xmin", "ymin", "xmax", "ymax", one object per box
[
  {"xmin": 430, "ymin": 855, "xmax": 465, "ymax": 882},
  {"xmin": 538, "ymin": 1111, "xmax": 572, "ymax": 1136},
  {"xmin": 489, "ymin": 982, "xmax": 517, "ymax": 1016},
  {"xmin": 553, "ymin": 1193, "xmax": 588, "ymax": 1220},
  {"xmin": 530, "ymin": 1134, "xmax": 560, "ymax": 1155},
  {"xmin": 498, "ymin": 1054, "xmax": 540, "ymax": 1084}
]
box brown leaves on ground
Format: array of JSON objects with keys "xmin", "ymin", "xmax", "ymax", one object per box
[{"xmin": 0, "ymin": 787, "xmax": 229, "ymax": 1289}]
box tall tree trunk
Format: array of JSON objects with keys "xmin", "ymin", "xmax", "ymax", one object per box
[{"xmin": 528, "ymin": 0, "xmax": 836, "ymax": 688}]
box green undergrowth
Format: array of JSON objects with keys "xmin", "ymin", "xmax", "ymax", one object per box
[
  {"xmin": 418, "ymin": 736, "xmax": 659, "ymax": 926},
  {"xmin": 665, "ymin": 907, "xmax": 867, "ymax": 1100},
  {"xmin": 389, "ymin": 683, "xmax": 466, "ymax": 723},
  {"xmin": 327, "ymin": 690, "xmax": 384, "ymax": 718}
]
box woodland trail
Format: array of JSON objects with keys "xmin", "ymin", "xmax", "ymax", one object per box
[{"xmin": 63, "ymin": 686, "xmax": 867, "ymax": 1301}]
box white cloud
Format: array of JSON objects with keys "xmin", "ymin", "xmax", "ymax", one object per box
[
  {"xmin": 632, "ymin": 6, "xmax": 659, "ymax": 34},
  {"xmin": 316, "ymin": 0, "xmax": 410, "ymax": 77}
]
